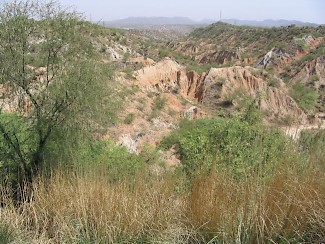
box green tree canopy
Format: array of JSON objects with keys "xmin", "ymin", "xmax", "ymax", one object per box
[{"xmin": 0, "ymin": 0, "xmax": 114, "ymax": 190}]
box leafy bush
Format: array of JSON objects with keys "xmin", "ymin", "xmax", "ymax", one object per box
[
  {"xmin": 290, "ymin": 82, "xmax": 318, "ymax": 111},
  {"xmin": 124, "ymin": 113, "xmax": 135, "ymax": 124},
  {"xmin": 160, "ymin": 118, "xmax": 299, "ymax": 178},
  {"xmin": 0, "ymin": 222, "xmax": 14, "ymax": 244},
  {"xmin": 153, "ymin": 96, "xmax": 167, "ymax": 111},
  {"xmin": 76, "ymin": 140, "xmax": 145, "ymax": 182},
  {"xmin": 0, "ymin": 113, "xmax": 38, "ymax": 186},
  {"xmin": 268, "ymin": 77, "xmax": 281, "ymax": 87}
]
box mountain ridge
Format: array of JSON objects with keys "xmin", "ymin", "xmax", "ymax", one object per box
[{"xmin": 104, "ymin": 16, "xmax": 321, "ymax": 28}]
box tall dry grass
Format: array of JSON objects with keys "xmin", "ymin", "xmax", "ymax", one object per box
[
  {"xmin": 0, "ymin": 165, "xmax": 324, "ymax": 243},
  {"xmin": 187, "ymin": 166, "xmax": 325, "ymax": 243},
  {"xmin": 1, "ymin": 171, "xmax": 188, "ymax": 243}
]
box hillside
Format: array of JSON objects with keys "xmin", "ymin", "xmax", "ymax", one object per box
[
  {"xmin": 221, "ymin": 19, "xmax": 319, "ymax": 27},
  {"xmin": 165, "ymin": 23, "xmax": 325, "ymax": 120},
  {"xmin": 81, "ymin": 22, "xmax": 325, "ymax": 152},
  {"xmin": 0, "ymin": 3, "xmax": 324, "ymax": 242},
  {"xmin": 2, "ymin": 20, "xmax": 323, "ymax": 149},
  {"xmin": 104, "ymin": 16, "xmax": 198, "ymax": 26}
]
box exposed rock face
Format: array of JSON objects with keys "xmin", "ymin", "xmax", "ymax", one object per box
[
  {"xmin": 290, "ymin": 55, "xmax": 325, "ymax": 114},
  {"xmin": 200, "ymin": 50, "xmax": 237, "ymax": 64},
  {"xmin": 291, "ymin": 56, "xmax": 325, "ymax": 90},
  {"xmin": 200, "ymin": 66, "xmax": 306, "ymax": 122},
  {"xmin": 294, "ymin": 35, "xmax": 324, "ymax": 51},
  {"xmin": 93, "ymin": 38, "xmax": 133, "ymax": 61},
  {"xmin": 128, "ymin": 56, "xmax": 155, "ymax": 66},
  {"xmin": 256, "ymin": 48, "xmax": 291, "ymax": 68},
  {"xmin": 118, "ymin": 134, "xmax": 138, "ymax": 153},
  {"xmin": 134, "ymin": 57, "xmax": 182, "ymax": 89},
  {"xmin": 134, "ymin": 59, "xmax": 307, "ymax": 123}
]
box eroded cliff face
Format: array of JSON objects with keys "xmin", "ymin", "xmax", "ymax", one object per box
[
  {"xmin": 256, "ymin": 36, "xmax": 324, "ymax": 70},
  {"xmin": 291, "ymin": 56, "xmax": 325, "ymax": 89},
  {"xmin": 133, "ymin": 59, "xmax": 307, "ymax": 124},
  {"xmin": 133, "ymin": 57, "xmax": 205, "ymax": 99},
  {"xmin": 200, "ymin": 66, "xmax": 306, "ymax": 123},
  {"xmin": 291, "ymin": 55, "xmax": 325, "ymax": 115},
  {"xmin": 134, "ymin": 57, "xmax": 182, "ymax": 89}
]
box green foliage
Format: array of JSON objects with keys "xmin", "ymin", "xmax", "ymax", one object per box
[
  {"xmin": 160, "ymin": 118, "xmax": 298, "ymax": 178},
  {"xmin": 153, "ymin": 95, "xmax": 167, "ymax": 111},
  {"xmin": 0, "ymin": 1, "xmax": 117, "ymax": 190},
  {"xmin": 76, "ymin": 140, "xmax": 145, "ymax": 182},
  {"xmin": 124, "ymin": 113, "xmax": 135, "ymax": 124},
  {"xmin": 290, "ymin": 82, "xmax": 318, "ymax": 111},
  {"xmin": 123, "ymin": 67, "xmax": 134, "ymax": 79},
  {"xmin": 295, "ymin": 39, "xmax": 306, "ymax": 51},
  {"xmin": 158, "ymin": 48, "xmax": 170, "ymax": 58},
  {"xmin": 0, "ymin": 222, "xmax": 14, "ymax": 244},
  {"xmin": 268, "ymin": 77, "xmax": 281, "ymax": 87},
  {"xmin": 147, "ymin": 95, "xmax": 167, "ymax": 120},
  {"xmin": 123, "ymin": 52, "xmax": 131, "ymax": 62},
  {"xmin": 299, "ymin": 129, "xmax": 325, "ymax": 166},
  {"xmin": 0, "ymin": 113, "xmax": 38, "ymax": 185}
]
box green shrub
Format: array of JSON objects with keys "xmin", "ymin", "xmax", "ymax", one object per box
[
  {"xmin": 0, "ymin": 113, "xmax": 38, "ymax": 186},
  {"xmin": 290, "ymin": 82, "xmax": 318, "ymax": 111},
  {"xmin": 124, "ymin": 113, "xmax": 135, "ymax": 124},
  {"xmin": 153, "ymin": 96, "xmax": 167, "ymax": 111},
  {"xmin": 268, "ymin": 77, "xmax": 280, "ymax": 88},
  {"xmin": 160, "ymin": 118, "xmax": 299, "ymax": 178},
  {"xmin": 76, "ymin": 140, "xmax": 145, "ymax": 182},
  {"xmin": 123, "ymin": 67, "xmax": 134, "ymax": 80},
  {"xmin": 0, "ymin": 223, "xmax": 14, "ymax": 244},
  {"xmin": 158, "ymin": 48, "xmax": 170, "ymax": 58}
]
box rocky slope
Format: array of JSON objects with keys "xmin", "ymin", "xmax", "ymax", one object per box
[
  {"xmin": 131, "ymin": 58, "xmax": 306, "ymax": 124},
  {"xmin": 168, "ymin": 22, "xmax": 325, "ymax": 67}
]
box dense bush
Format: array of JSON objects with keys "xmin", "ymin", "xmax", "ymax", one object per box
[
  {"xmin": 160, "ymin": 118, "xmax": 300, "ymax": 178},
  {"xmin": 290, "ymin": 82, "xmax": 318, "ymax": 112},
  {"xmin": 0, "ymin": 113, "xmax": 38, "ymax": 186}
]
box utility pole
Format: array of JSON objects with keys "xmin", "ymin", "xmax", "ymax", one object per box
[{"xmin": 220, "ymin": 10, "xmax": 222, "ymax": 21}]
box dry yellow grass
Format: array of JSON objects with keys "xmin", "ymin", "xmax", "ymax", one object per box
[
  {"xmin": 187, "ymin": 167, "xmax": 325, "ymax": 243},
  {"xmin": 0, "ymin": 165, "xmax": 324, "ymax": 243}
]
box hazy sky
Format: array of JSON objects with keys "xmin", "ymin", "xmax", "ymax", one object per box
[{"xmin": 3, "ymin": 0, "xmax": 325, "ymax": 24}]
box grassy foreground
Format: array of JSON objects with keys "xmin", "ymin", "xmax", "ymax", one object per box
[{"xmin": 0, "ymin": 161, "xmax": 324, "ymax": 243}]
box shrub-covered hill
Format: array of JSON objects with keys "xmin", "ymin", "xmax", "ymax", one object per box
[
  {"xmin": 168, "ymin": 22, "xmax": 325, "ymax": 66},
  {"xmin": 0, "ymin": 1, "xmax": 324, "ymax": 243}
]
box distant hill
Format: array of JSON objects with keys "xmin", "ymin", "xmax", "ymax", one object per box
[
  {"xmin": 104, "ymin": 17, "xmax": 320, "ymax": 28},
  {"xmin": 104, "ymin": 17, "xmax": 198, "ymax": 27},
  {"xmin": 221, "ymin": 19, "xmax": 319, "ymax": 27}
]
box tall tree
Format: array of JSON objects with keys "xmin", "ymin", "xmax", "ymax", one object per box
[{"xmin": 0, "ymin": 0, "xmax": 111, "ymax": 189}]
